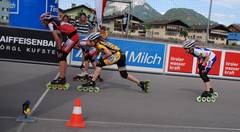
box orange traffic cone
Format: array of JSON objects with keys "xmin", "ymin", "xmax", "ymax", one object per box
[{"xmin": 65, "ymin": 98, "xmax": 86, "ymax": 128}]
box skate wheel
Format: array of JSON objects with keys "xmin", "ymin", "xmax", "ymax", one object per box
[
  {"xmin": 211, "ymin": 97, "xmax": 216, "ymax": 102},
  {"xmin": 196, "ymin": 96, "xmax": 202, "ymax": 102},
  {"xmin": 64, "ymin": 83, "xmax": 70, "ymax": 90},
  {"xmin": 46, "ymin": 83, "xmax": 52, "ymax": 89},
  {"xmin": 145, "ymin": 80, "xmax": 150, "ymax": 92},
  {"xmin": 94, "ymin": 87, "xmax": 100, "ymax": 93},
  {"xmin": 88, "ymin": 87, "xmax": 94, "ymax": 92},
  {"xmin": 206, "ymin": 97, "xmax": 212, "ymax": 103},
  {"xmin": 83, "ymin": 87, "xmax": 89, "ymax": 92},
  {"xmin": 201, "ymin": 97, "xmax": 207, "ymax": 102},
  {"xmin": 76, "ymin": 86, "xmax": 83, "ymax": 92},
  {"xmin": 213, "ymin": 92, "xmax": 219, "ymax": 98}
]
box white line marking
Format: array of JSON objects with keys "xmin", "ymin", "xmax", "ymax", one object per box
[
  {"xmin": 16, "ymin": 72, "xmax": 59, "ymax": 132},
  {"xmin": 0, "ymin": 116, "xmax": 237, "ymax": 131},
  {"xmin": 16, "ymin": 123, "xmax": 25, "ymax": 132},
  {"xmin": 31, "ymin": 88, "xmax": 50, "ymax": 114}
]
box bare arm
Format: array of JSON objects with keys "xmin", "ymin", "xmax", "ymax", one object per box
[
  {"xmin": 100, "ymin": 46, "xmax": 112, "ymax": 59},
  {"xmin": 51, "ymin": 30, "xmax": 62, "ymax": 50}
]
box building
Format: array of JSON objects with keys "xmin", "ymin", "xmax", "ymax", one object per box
[
  {"xmin": 0, "ymin": 0, "xmax": 10, "ymax": 25},
  {"xmin": 102, "ymin": 14, "xmax": 144, "ymax": 36},
  {"xmin": 228, "ymin": 24, "xmax": 240, "ymax": 32},
  {"xmin": 59, "ymin": 4, "xmax": 94, "ymax": 19},
  {"xmin": 188, "ymin": 24, "xmax": 229, "ymax": 45},
  {"xmin": 227, "ymin": 24, "xmax": 240, "ymax": 45},
  {"xmin": 146, "ymin": 20, "xmax": 190, "ymax": 41},
  {"xmin": 227, "ymin": 32, "xmax": 240, "ymax": 45}
]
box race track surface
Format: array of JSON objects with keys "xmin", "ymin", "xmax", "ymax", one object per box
[{"xmin": 0, "ymin": 61, "xmax": 240, "ymax": 132}]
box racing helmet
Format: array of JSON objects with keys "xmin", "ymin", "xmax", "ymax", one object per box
[
  {"xmin": 83, "ymin": 32, "xmax": 101, "ymax": 41},
  {"xmin": 183, "ymin": 39, "xmax": 196, "ymax": 49},
  {"xmin": 40, "ymin": 12, "xmax": 53, "ymax": 22}
]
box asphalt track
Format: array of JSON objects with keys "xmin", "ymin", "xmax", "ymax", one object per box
[{"xmin": 0, "ymin": 61, "xmax": 240, "ymax": 132}]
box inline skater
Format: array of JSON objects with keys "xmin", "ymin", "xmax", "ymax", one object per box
[
  {"xmin": 73, "ymin": 40, "xmax": 103, "ymax": 82},
  {"xmin": 40, "ymin": 13, "xmax": 80, "ymax": 89},
  {"xmin": 73, "ymin": 26, "xmax": 108, "ymax": 82},
  {"xmin": 77, "ymin": 32, "xmax": 150, "ymax": 93},
  {"xmin": 183, "ymin": 39, "xmax": 218, "ymax": 102}
]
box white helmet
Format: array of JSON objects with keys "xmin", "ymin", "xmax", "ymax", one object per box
[
  {"xmin": 183, "ymin": 39, "xmax": 196, "ymax": 49},
  {"xmin": 40, "ymin": 12, "xmax": 53, "ymax": 22},
  {"xmin": 83, "ymin": 32, "xmax": 101, "ymax": 41}
]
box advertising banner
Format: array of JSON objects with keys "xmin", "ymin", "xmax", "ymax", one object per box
[
  {"xmin": 223, "ymin": 51, "xmax": 240, "ymax": 77},
  {"xmin": 46, "ymin": 0, "xmax": 58, "ymax": 16},
  {"xmin": 10, "ymin": 0, "xmax": 19, "ymax": 14},
  {"xmin": 166, "ymin": 46, "xmax": 194, "ymax": 73},
  {"xmin": 71, "ymin": 38, "xmax": 166, "ymax": 73},
  {"xmin": 9, "ymin": 0, "xmax": 58, "ymax": 29},
  {"xmin": 0, "ymin": 26, "xmax": 58, "ymax": 63}
]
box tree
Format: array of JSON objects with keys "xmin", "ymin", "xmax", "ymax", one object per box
[{"xmin": 180, "ymin": 30, "xmax": 188, "ymax": 40}]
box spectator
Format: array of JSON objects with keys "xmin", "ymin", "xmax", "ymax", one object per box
[
  {"xmin": 75, "ymin": 13, "xmax": 93, "ymax": 34},
  {"xmin": 91, "ymin": 16, "xmax": 98, "ymax": 32},
  {"xmin": 88, "ymin": 10, "xmax": 96, "ymax": 25},
  {"xmin": 61, "ymin": 15, "xmax": 70, "ymax": 24},
  {"xmin": 122, "ymin": 13, "xmax": 128, "ymax": 32}
]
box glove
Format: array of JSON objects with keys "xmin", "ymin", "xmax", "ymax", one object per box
[
  {"xmin": 198, "ymin": 64, "xmax": 207, "ymax": 73},
  {"xmin": 198, "ymin": 64, "xmax": 205, "ymax": 71},
  {"xmin": 99, "ymin": 56, "xmax": 103, "ymax": 61}
]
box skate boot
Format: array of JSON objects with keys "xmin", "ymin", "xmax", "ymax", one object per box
[
  {"xmin": 88, "ymin": 74, "xmax": 104, "ymax": 82},
  {"xmin": 196, "ymin": 91, "xmax": 216, "ymax": 103},
  {"xmin": 210, "ymin": 88, "xmax": 219, "ymax": 98},
  {"xmin": 76, "ymin": 80, "xmax": 100, "ymax": 93},
  {"xmin": 47, "ymin": 77, "xmax": 70, "ymax": 90},
  {"xmin": 97, "ymin": 75, "xmax": 104, "ymax": 82},
  {"xmin": 73, "ymin": 72, "xmax": 89, "ymax": 82},
  {"xmin": 138, "ymin": 80, "xmax": 150, "ymax": 93}
]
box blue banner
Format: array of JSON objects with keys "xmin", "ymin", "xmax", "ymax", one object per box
[
  {"xmin": 46, "ymin": 0, "xmax": 58, "ymax": 16},
  {"xmin": 71, "ymin": 38, "xmax": 166, "ymax": 69},
  {"xmin": 109, "ymin": 39, "xmax": 166, "ymax": 68},
  {"xmin": 10, "ymin": 0, "xmax": 19, "ymax": 14},
  {"xmin": 228, "ymin": 32, "xmax": 240, "ymax": 41},
  {"xmin": 9, "ymin": 0, "xmax": 58, "ymax": 29}
]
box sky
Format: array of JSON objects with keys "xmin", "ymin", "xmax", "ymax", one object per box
[{"xmin": 59, "ymin": 0, "xmax": 240, "ymax": 25}]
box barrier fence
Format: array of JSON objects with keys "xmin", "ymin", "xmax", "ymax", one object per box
[{"xmin": 1, "ymin": 26, "xmax": 240, "ymax": 80}]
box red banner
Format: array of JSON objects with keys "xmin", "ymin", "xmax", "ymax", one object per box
[
  {"xmin": 223, "ymin": 52, "xmax": 240, "ymax": 77},
  {"xmin": 195, "ymin": 50, "xmax": 222, "ymax": 75},
  {"xmin": 168, "ymin": 46, "xmax": 194, "ymax": 73}
]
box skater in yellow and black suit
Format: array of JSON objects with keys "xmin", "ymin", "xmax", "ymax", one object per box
[{"xmin": 81, "ymin": 32, "xmax": 149, "ymax": 93}]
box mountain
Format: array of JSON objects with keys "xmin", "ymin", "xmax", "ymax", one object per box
[
  {"xmin": 105, "ymin": 3, "xmax": 216, "ymax": 25},
  {"xmin": 123, "ymin": 3, "xmax": 162, "ymax": 22},
  {"xmin": 105, "ymin": 2, "xmax": 162, "ymax": 22},
  {"xmin": 105, "ymin": 4, "xmax": 122, "ymax": 16},
  {"xmin": 161, "ymin": 8, "xmax": 216, "ymax": 26},
  {"xmin": 129, "ymin": 3, "xmax": 162, "ymax": 22}
]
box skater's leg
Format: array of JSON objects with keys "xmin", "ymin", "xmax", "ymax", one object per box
[
  {"xmin": 91, "ymin": 60, "xmax": 97, "ymax": 69},
  {"xmin": 205, "ymin": 81, "xmax": 212, "ymax": 91},
  {"xmin": 83, "ymin": 60, "xmax": 90, "ymax": 73},
  {"xmin": 118, "ymin": 68, "xmax": 139, "ymax": 84},
  {"xmin": 116, "ymin": 53, "xmax": 148, "ymax": 92},
  {"xmin": 91, "ymin": 67, "xmax": 102, "ymax": 81},
  {"xmin": 59, "ymin": 60, "xmax": 67, "ymax": 79},
  {"xmin": 118, "ymin": 68, "xmax": 148, "ymax": 92},
  {"xmin": 199, "ymin": 67, "xmax": 210, "ymax": 92}
]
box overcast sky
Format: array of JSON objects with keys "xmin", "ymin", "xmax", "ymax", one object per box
[{"xmin": 59, "ymin": 0, "xmax": 240, "ymax": 25}]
